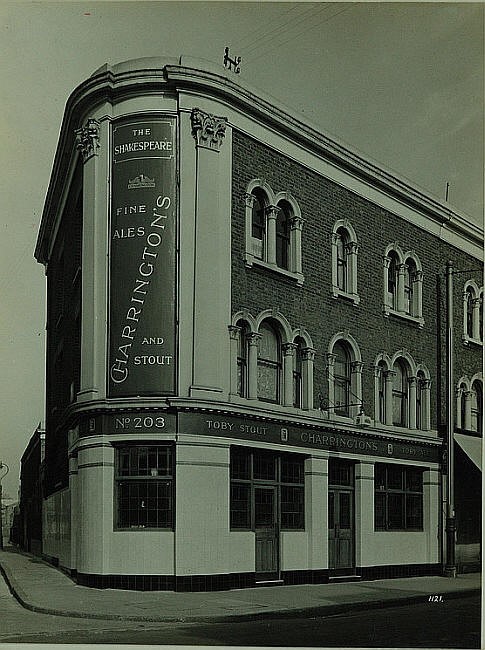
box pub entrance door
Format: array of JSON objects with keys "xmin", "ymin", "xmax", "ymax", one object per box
[
  {"xmin": 254, "ymin": 485, "xmax": 279, "ymax": 581},
  {"xmin": 328, "ymin": 460, "xmax": 355, "ymax": 574}
]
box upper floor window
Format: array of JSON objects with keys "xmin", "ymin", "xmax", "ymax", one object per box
[
  {"xmin": 333, "ymin": 341, "xmax": 351, "ymax": 417},
  {"xmin": 276, "ymin": 200, "xmax": 291, "ymax": 270},
  {"xmin": 326, "ymin": 333, "xmax": 363, "ymax": 420},
  {"xmin": 230, "ymin": 310, "xmax": 315, "ymax": 410},
  {"xmin": 250, "ymin": 188, "xmax": 266, "ymax": 258},
  {"xmin": 331, "ymin": 221, "xmax": 359, "ymax": 304},
  {"xmin": 244, "ymin": 181, "xmax": 304, "ymax": 284},
  {"xmin": 392, "ymin": 360, "xmax": 408, "ymax": 427},
  {"xmin": 387, "ymin": 251, "xmax": 399, "ymax": 311},
  {"xmin": 462, "ymin": 281, "xmax": 483, "ymax": 345},
  {"xmin": 383, "ymin": 245, "xmax": 424, "ymax": 326},
  {"xmin": 471, "ymin": 379, "xmax": 483, "ymax": 434},
  {"xmin": 257, "ymin": 322, "xmax": 281, "ymax": 403},
  {"xmin": 236, "ymin": 319, "xmax": 249, "ymax": 398},
  {"xmin": 374, "ymin": 353, "xmax": 430, "ymax": 431},
  {"xmin": 456, "ymin": 376, "xmax": 482, "ymax": 433},
  {"xmin": 293, "ymin": 337, "xmax": 304, "ymax": 408}
]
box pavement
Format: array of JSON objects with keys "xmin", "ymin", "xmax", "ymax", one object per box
[{"xmin": 0, "ymin": 546, "xmax": 480, "ymax": 623}]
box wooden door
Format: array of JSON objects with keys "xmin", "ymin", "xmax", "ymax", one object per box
[
  {"xmin": 328, "ymin": 488, "xmax": 354, "ymax": 571},
  {"xmin": 254, "ymin": 486, "xmax": 279, "ymax": 581}
]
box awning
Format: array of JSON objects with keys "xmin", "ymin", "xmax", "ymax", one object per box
[{"xmin": 454, "ymin": 433, "xmax": 482, "ymax": 471}]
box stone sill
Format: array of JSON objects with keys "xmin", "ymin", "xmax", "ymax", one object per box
[
  {"xmin": 383, "ymin": 307, "xmax": 424, "ymax": 328},
  {"xmin": 332, "ymin": 288, "xmax": 360, "ymax": 305},
  {"xmin": 244, "ymin": 253, "xmax": 304, "ymax": 285}
]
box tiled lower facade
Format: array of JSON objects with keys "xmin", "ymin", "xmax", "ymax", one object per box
[{"xmin": 41, "ymin": 416, "xmax": 442, "ymax": 591}]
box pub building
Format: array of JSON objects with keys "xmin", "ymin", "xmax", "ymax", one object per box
[{"xmin": 33, "ymin": 56, "xmax": 483, "ymax": 590}]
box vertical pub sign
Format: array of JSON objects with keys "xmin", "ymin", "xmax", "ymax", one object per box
[{"xmin": 108, "ymin": 117, "xmax": 176, "ymax": 397}]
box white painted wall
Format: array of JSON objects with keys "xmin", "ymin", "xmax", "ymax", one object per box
[
  {"xmin": 175, "ymin": 439, "xmax": 231, "ymax": 575},
  {"xmin": 43, "ymin": 488, "xmax": 71, "ymax": 569}
]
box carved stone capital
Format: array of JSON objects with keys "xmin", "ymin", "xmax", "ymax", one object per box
[
  {"xmin": 191, "ymin": 108, "xmax": 228, "ymax": 151},
  {"xmin": 326, "ymin": 352, "xmax": 337, "ymax": 367},
  {"xmin": 247, "ymin": 332, "xmax": 262, "ymax": 347},
  {"xmin": 75, "ymin": 118, "xmax": 100, "ymax": 162},
  {"xmin": 302, "ymin": 347, "xmax": 316, "ymax": 362},
  {"xmin": 351, "ymin": 360, "xmax": 364, "ymax": 374},
  {"xmin": 245, "ymin": 192, "xmax": 256, "ymax": 208},
  {"xmin": 282, "ymin": 342, "xmax": 298, "ymax": 357},
  {"xmin": 228, "ymin": 325, "xmax": 242, "ymax": 340},
  {"xmin": 290, "ymin": 215, "xmax": 305, "ymax": 231},
  {"xmin": 265, "ymin": 205, "xmax": 281, "ymax": 220}
]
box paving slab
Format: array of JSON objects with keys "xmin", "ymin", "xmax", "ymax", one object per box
[{"xmin": 0, "ymin": 547, "xmax": 480, "ymax": 623}]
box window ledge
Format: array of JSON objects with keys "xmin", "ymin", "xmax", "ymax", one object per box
[
  {"xmin": 462, "ymin": 334, "xmax": 483, "ymax": 347},
  {"xmin": 320, "ymin": 412, "xmax": 355, "ymax": 425},
  {"xmin": 332, "ymin": 287, "xmax": 360, "ymax": 305},
  {"xmin": 244, "ymin": 253, "xmax": 304, "ymax": 285},
  {"xmin": 375, "ymin": 423, "xmax": 435, "ymax": 438},
  {"xmin": 383, "ymin": 306, "xmax": 424, "ymax": 328}
]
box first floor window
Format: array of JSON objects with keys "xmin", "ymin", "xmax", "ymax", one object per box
[
  {"xmin": 230, "ymin": 448, "xmax": 305, "ymax": 530},
  {"xmin": 116, "ymin": 445, "xmax": 174, "ymax": 529},
  {"xmin": 257, "ymin": 322, "xmax": 281, "ymax": 402},
  {"xmin": 374, "ymin": 463, "xmax": 423, "ymax": 531}
]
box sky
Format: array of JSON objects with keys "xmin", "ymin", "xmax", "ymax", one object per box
[{"xmin": 0, "ymin": 0, "xmax": 483, "ymax": 499}]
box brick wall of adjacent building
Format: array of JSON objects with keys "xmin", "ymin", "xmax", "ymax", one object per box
[
  {"xmin": 231, "ymin": 130, "xmax": 483, "ymax": 428},
  {"xmin": 45, "ymin": 164, "xmax": 83, "ymax": 495}
]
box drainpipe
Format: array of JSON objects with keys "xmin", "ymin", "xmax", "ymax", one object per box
[{"xmin": 444, "ymin": 261, "xmax": 456, "ymax": 577}]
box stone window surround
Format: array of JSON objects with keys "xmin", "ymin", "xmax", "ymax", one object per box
[
  {"xmin": 229, "ymin": 309, "xmax": 315, "ymax": 411},
  {"xmin": 383, "ymin": 244, "xmax": 424, "ymax": 328},
  {"xmin": 373, "ymin": 352, "xmax": 431, "ymax": 432},
  {"xmin": 244, "ymin": 180, "xmax": 304, "ymax": 285},
  {"xmin": 331, "ymin": 219, "xmax": 360, "ymax": 305}
]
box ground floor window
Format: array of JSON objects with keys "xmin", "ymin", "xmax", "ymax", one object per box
[
  {"xmin": 115, "ymin": 445, "xmax": 174, "ymax": 529},
  {"xmin": 230, "ymin": 447, "xmax": 305, "ymax": 530},
  {"xmin": 374, "ymin": 463, "xmax": 423, "ymax": 531}
]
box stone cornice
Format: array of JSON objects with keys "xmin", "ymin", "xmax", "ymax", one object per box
[{"xmin": 35, "ymin": 56, "xmax": 483, "ymax": 265}]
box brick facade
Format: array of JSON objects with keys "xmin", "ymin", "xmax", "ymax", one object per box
[{"xmin": 231, "ymin": 130, "xmax": 483, "ymax": 429}]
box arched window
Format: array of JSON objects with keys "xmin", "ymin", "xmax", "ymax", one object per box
[
  {"xmin": 276, "ymin": 200, "xmax": 291, "ymax": 270},
  {"xmin": 479, "ymin": 293, "xmax": 483, "ymax": 342},
  {"xmin": 250, "ymin": 188, "xmax": 267, "ymax": 259},
  {"xmin": 416, "ymin": 370, "xmax": 425, "ymax": 430},
  {"xmin": 384, "ymin": 247, "xmax": 423, "ymax": 324},
  {"xmin": 257, "ymin": 322, "xmax": 281, "ymax": 403},
  {"xmin": 466, "ymin": 287, "xmax": 474, "ymax": 338},
  {"xmin": 331, "ymin": 222, "xmax": 359, "ymax": 303},
  {"xmin": 404, "ymin": 258, "xmax": 418, "ymax": 316},
  {"xmin": 392, "ymin": 360, "xmax": 408, "ymax": 427},
  {"xmin": 387, "ymin": 252, "xmax": 399, "ymax": 311},
  {"xmin": 293, "ymin": 338, "xmax": 304, "ymax": 408},
  {"xmin": 471, "ymin": 380, "xmax": 483, "ymax": 434},
  {"xmin": 459, "ymin": 382, "xmax": 468, "ymax": 430},
  {"xmin": 333, "ymin": 341, "xmax": 351, "ymax": 417},
  {"xmin": 336, "ymin": 228, "xmax": 348, "ymax": 292},
  {"xmin": 235, "ymin": 320, "xmax": 249, "ymax": 398},
  {"xmin": 244, "ymin": 182, "xmax": 304, "ymax": 283},
  {"xmin": 377, "ymin": 361, "xmax": 387, "ymax": 425}
]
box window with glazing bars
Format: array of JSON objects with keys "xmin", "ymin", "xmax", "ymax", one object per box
[
  {"xmin": 374, "ymin": 463, "xmax": 423, "ymax": 531},
  {"xmin": 116, "ymin": 445, "xmax": 174, "ymax": 529},
  {"xmin": 230, "ymin": 448, "xmax": 305, "ymax": 530}
]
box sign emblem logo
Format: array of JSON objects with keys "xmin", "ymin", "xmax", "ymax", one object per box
[{"xmin": 128, "ymin": 174, "xmax": 156, "ymax": 190}]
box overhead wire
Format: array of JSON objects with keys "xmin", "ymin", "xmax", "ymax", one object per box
[
  {"xmin": 243, "ymin": 4, "xmax": 334, "ymax": 60},
  {"xmin": 235, "ymin": 3, "xmax": 327, "ymax": 55},
  {"xmin": 245, "ymin": 4, "xmax": 354, "ymax": 64}
]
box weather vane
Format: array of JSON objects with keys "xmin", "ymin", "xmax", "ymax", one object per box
[{"xmin": 223, "ymin": 46, "xmax": 241, "ymax": 74}]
